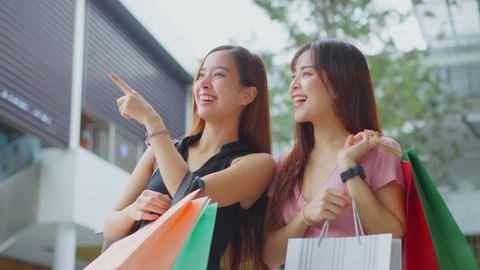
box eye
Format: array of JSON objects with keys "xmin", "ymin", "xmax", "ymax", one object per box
[
  {"xmin": 291, "ymin": 74, "xmax": 297, "ymax": 79},
  {"xmin": 213, "ymin": 72, "xmax": 225, "ymax": 78},
  {"xmin": 302, "ymin": 71, "xmax": 312, "ymax": 77},
  {"xmin": 197, "ymin": 72, "xmax": 205, "ymax": 79}
]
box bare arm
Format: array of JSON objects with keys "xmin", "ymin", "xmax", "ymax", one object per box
[
  {"xmin": 111, "ymin": 73, "xmax": 188, "ymax": 197},
  {"xmin": 103, "ymin": 148, "xmax": 171, "ymax": 244},
  {"xmin": 345, "ymin": 178, "xmax": 405, "ymax": 238},
  {"xmin": 338, "ymin": 131, "xmax": 405, "ymax": 238},
  {"xmin": 263, "ymin": 199, "xmax": 309, "ymax": 268},
  {"xmin": 201, "ymin": 153, "xmax": 275, "ymax": 208},
  {"xmin": 263, "ymin": 188, "xmax": 351, "ymax": 268}
]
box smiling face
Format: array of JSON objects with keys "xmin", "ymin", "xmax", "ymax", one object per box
[
  {"xmin": 193, "ymin": 50, "xmax": 251, "ymax": 122},
  {"xmin": 289, "ymin": 49, "xmax": 337, "ymax": 124}
]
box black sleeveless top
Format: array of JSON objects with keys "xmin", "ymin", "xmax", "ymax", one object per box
[{"xmin": 131, "ymin": 134, "xmax": 254, "ymax": 270}]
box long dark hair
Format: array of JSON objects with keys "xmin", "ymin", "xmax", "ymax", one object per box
[
  {"xmin": 268, "ymin": 39, "xmax": 381, "ymax": 231},
  {"xmin": 188, "ymin": 45, "xmax": 271, "ymax": 270}
]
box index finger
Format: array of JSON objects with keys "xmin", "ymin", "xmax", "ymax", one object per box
[{"xmin": 109, "ymin": 73, "xmax": 135, "ymax": 94}]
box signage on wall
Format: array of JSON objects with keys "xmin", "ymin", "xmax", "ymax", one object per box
[{"xmin": 0, "ymin": 89, "xmax": 52, "ymax": 125}]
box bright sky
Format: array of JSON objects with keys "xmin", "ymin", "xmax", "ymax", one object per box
[{"xmin": 120, "ymin": 0, "xmax": 426, "ymax": 75}]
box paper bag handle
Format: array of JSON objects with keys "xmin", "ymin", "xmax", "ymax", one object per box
[
  {"xmin": 317, "ymin": 197, "xmax": 364, "ymax": 246},
  {"xmin": 368, "ymin": 135, "xmax": 402, "ymax": 159}
]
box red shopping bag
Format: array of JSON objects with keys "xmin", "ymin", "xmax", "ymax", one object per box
[
  {"xmin": 85, "ymin": 189, "xmax": 206, "ymax": 270},
  {"xmin": 401, "ymin": 160, "xmax": 439, "ymax": 270}
]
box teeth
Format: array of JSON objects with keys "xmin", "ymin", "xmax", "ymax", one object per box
[
  {"xmin": 200, "ymin": 95, "xmax": 216, "ymax": 101},
  {"xmin": 294, "ymin": 96, "xmax": 307, "ymax": 102}
]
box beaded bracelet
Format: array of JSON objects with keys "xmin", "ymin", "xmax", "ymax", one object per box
[
  {"xmin": 144, "ymin": 128, "xmax": 169, "ymax": 147},
  {"xmin": 301, "ymin": 206, "xmax": 314, "ymax": 226}
]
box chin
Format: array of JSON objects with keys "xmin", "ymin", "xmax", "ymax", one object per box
[{"xmin": 293, "ymin": 113, "xmax": 306, "ymax": 123}]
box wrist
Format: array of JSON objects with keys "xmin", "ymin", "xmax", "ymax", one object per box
[
  {"xmin": 340, "ymin": 163, "xmax": 366, "ymax": 182},
  {"xmin": 144, "ymin": 113, "xmax": 164, "ymax": 131},
  {"xmin": 339, "ymin": 159, "xmax": 357, "ymax": 170},
  {"xmin": 123, "ymin": 205, "xmax": 137, "ymax": 221},
  {"xmin": 300, "ymin": 206, "xmax": 314, "ymax": 226}
]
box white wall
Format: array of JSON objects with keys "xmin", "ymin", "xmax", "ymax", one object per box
[{"xmin": 38, "ymin": 148, "xmax": 130, "ymax": 230}]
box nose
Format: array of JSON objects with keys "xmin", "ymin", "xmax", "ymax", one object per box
[
  {"xmin": 197, "ymin": 74, "xmax": 211, "ymax": 89},
  {"xmin": 289, "ymin": 75, "xmax": 299, "ymax": 95}
]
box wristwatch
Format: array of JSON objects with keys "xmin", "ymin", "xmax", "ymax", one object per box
[{"xmin": 340, "ymin": 164, "xmax": 366, "ymax": 182}]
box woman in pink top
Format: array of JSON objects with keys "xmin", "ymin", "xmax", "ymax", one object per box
[{"xmin": 263, "ymin": 39, "xmax": 405, "ymax": 268}]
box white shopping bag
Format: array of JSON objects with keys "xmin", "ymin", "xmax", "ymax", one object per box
[{"xmin": 285, "ymin": 199, "xmax": 401, "ymax": 270}]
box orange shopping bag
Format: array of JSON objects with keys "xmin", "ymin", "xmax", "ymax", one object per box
[{"xmin": 85, "ymin": 189, "xmax": 206, "ymax": 270}]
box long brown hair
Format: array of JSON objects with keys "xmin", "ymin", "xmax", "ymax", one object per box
[
  {"xmin": 268, "ymin": 39, "xmax": 381, "ymax": 231},
  {"xmin": 187, "ymin": 45, "xmax": 271, "ymax": 269}
]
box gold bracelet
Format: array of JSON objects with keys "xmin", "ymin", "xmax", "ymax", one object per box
[{"xmin": 301, "ymin": 206, "xmax": 314, "ymax": 226}]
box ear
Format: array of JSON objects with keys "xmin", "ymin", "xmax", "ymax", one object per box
[{"xmin": 240, "ymin": 86, "xmax": 257, "ymax": 106}]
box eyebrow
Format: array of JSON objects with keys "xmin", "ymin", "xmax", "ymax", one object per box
[
  {"xmin": 292, "ymin": 65, "xmax": 314, "ymax": 72},
  {"xmin": 299, "ymin": 65, "xmax": 314, "ymax": 70},
  {"xmin": 200, "ymin": 66, "xmax": 230, "ymax": 72}
]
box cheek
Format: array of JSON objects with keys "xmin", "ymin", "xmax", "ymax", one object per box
[{"xmin": 193, "ymin": 84, "xmax": 201, "ymax": 101}]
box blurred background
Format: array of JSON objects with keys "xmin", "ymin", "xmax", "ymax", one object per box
[{"xmin": 0, "ymin": 0, "xmax": 478, "ymax": 269}]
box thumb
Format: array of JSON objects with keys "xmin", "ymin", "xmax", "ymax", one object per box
[{"xmin": 344, "ymin": 135, "xmax": 355, "ymax": 148}]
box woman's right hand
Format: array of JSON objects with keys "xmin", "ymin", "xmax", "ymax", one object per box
[
  {"xmin": 302, "ymin": 188, "xmax": 351, "ymax": 224},
  {"xmin": 124, "ymin": 190, "xmax": 171, "ymax": 221}
]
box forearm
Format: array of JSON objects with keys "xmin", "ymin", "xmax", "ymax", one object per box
[
  {"xmin": 264, "ymin": 213, "xmax": 309, "ymax": 268},
  {"xmin": 103, "ymin": 206, "xmax": 136, "ymax": 244},
  {"xmin": 145, "ymin": 114, "xmax": 189, "ymax": 197},
  {"xmin": 346, "ymin": 178, "xmax": 404, "ymax": 238}
]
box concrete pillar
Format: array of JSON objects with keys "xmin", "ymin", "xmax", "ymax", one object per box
[
  {"xmin": 69, "ymin": 0, "xmax": 86, "ymax": 149},
  {"xmin": 53, "ymin": 223, "xmax": 77, "ymax": 270}
]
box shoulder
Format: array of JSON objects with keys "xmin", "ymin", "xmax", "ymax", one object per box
[
  {"xmin": 366, "ymin": 136, "xmax": 401, "ymax": 159},
  {"xmin": 230, "ymin": 153, "xmax": 276, "ymax": 181},
  {"xmin": 232, "ymin": 152, "xmax": 275, "ymax": 168},
  {"xmin": 359, "ymin": 135, "xmax": 402, "ymax": 168},
  {"xmin": 362, "ymin": 135, "xmax": 405, "ymax": 189},
  {"xmin": 378, "ymin": 136, "xmax": 401, "ymax": 149}
]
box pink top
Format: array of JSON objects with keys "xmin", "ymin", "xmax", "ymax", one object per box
[{"xmin": 268, "ymin": 136, "xmax": 404, "ymax": 238}]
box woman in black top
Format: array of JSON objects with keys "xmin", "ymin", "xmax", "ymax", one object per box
[{"xmin": 103, "ymin": 45, "xmax": 275, "ymax": 270}]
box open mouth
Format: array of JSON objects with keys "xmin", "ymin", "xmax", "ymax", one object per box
[
  {"xmin": 293, "ymin": 95, "xmax": 307, "ymax": 107},
  {"xmin": 199, "ymin": 94, "xmax": 217, "ymax": 103}
]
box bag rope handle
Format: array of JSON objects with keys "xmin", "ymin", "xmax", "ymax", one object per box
[
  {"xmin": 317, "ymin": 196, "xmax": 364, "ymax": 247},
  {"xmin": 368, "ymin": 135, "xmax": 402, "ymax": 159}
]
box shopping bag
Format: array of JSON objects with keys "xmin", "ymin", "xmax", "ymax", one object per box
[
  {"xmin": 403, "ymin": 148, "xmax": 478, "ymax": 270},
  {"xmin": 172, "ymin": 201, "xmax": 217, "ymax": 270},
  {"xmin": 285, "ymin": 234, "xmax": 401, "ymax": 270},
  {"xmin": 401, "ymin": 157, "xmax": 439, "ymax": 270},
  {"xmin": 368, "ymin": 136, "xmax": 477, "ymax": 270},
  {"xmin": 285, "ymin": 199, "xmax": 401, "ymax": 270},
  {"xmin": 85, "ymin": 189, "xmax": 206, "ymax": 270}
]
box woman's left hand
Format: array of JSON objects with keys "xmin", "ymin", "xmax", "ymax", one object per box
[
  {"xmin": 337, "ymin": 130, "xmax": 379, "ymax": 169},
  {"xmin": 111, "ymin": 73, "xmax": 158, "ymax": 125}
]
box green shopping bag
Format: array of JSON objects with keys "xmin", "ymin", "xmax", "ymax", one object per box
[
  {"xmin": 172, "ymin": 201, "xmax": 217, "ymax": 270},
  {"xmin": 403, "ymin": 148, "xmax": 478, "ymax": 270}
]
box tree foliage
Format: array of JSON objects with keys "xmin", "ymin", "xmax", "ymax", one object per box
[{"xmin": 252, "ymin": 0, "xmax": 468, "ymax": 185}]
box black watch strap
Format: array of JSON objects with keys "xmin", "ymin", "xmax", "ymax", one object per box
[{"xmin": 340, "ymin": 164, "xmax": 366, "ymax": 182}]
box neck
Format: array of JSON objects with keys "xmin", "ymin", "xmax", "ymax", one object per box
[
  {"xmin": 195, "ymin": 120, "xmax": 240, "ymax": 152},
  {"xmin": 310, "ymin": 115, "xmax": 349, "ymax": 154}
]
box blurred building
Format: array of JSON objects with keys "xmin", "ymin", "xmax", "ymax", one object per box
[
  {"xmin": 0, "ymin": 0, "xmax": 191, "ymax": 269},
  {"xmin": 412, "ymin": 0, "xmax": 480, "ymax": 264}
]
